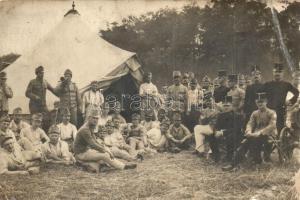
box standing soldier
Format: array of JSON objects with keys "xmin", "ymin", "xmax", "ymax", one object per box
[
  {"xmin": 264, "ymin": 63, "xmax": 299, "ymax": 134},
  {"xmin": 238, "ymin": 74, "xmax": 246, "ymax": 90},
  {"xmin": 82, "ymin": 81, "xmax": 104, "ymax": 120},
  {"xmin": 166, "ymin": 71, "xmax": 188, "ymax": 116},
  {"xmin": 25, "ymin": 66, "xmax": 56, "ymax": 114},
  {"xmin": 55, "ymin": 69, "xmax": 81, "ymax": 127},
  {"xmin": 213, "ymin": 70, "xmax": 229, "ymax": 103},
  {"xmin": 227, "ymin": 74, "xmax": 245, "ymax": 113},
  {"xmin": 0, "ymin": 72, "xmax": 13, "ymax": 116},
  {"xmin": 182, "ymin": 73, "xmax": 190, "ymax": 88},
  {"xmin": 244, "ymin": 65, "xmax": 264, "ymax": 124},
  {"xmin": 139, "ymin": 72, "xmax": 159, "ymax": 119}
]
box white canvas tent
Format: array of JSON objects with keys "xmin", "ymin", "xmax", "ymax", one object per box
[{"xmin": 5, "ymin": 8, "xmax": 143, "ymax": 113}]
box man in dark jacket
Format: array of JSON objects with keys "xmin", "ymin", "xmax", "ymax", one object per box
[
  {"xmin": 25, "ymin": 66, "xmax": 56, "ymax": 114},
  {"xmin": 264, "ymin": 63, "xmax": 299, "ymax": 134},
  {"xmin": 213, "ymin": 70, "xmax": 230, "ymax": 103}
]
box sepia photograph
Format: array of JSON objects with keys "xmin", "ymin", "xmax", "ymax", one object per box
[{"xmin": 0, "ymin": 0, "xmax": 300, "ymax": 199}]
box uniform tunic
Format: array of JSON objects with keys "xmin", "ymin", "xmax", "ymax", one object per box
[
  {"xmin": 0, "ymin": 148, "xmax": 26, "ymax": 174},
  {"xmin": 9, "ymin": 120, "xmax": 30, "ymax": 135},
  {"xmin": 25, "ymin": 79, "xmax": 53, "ymax": 113},
  {"xmin": 41, "ymin": 140, "xmax": 73, "ymax": 161},
  {"xmin": 166, "ymin": 84, "xmax": 188, "ymax": 112},
  {"xmin": 213, "ymin": 85, "xmax": 230, "ymax": 103},
  {"xmin": 264, "ymin": 80, "xmax": 299, "ymax": 132},
  {"xmin": 246, "ymin": 108, "xmax": 277, "ymax": 136},
  {"xmin": 227, "ymin": 86, "xmax": 245, "ymax": 111},
  {"xmin": 244, "ymin": 83, "xmax": 265, "ymax": 123},
  {"xmin": 82, "ymin": 90, "xmax": 104, "ymax": 117},
  {"xmin": 20, "ymin": 127, "xmax": 49, "ymax": 151}
]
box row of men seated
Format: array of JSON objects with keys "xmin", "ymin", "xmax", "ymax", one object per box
[{"xmin": 0, "ymin": 89, "xmax": 285, "ymax": 174}]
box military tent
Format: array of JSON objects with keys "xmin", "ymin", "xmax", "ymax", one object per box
[{"xmin": 5, "ymin": 6, "xmax": 143, "ymax": 117}]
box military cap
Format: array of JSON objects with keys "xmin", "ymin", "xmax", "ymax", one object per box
[
  {"xmin": 48, "ymin": 125, "xmax": 60, "ymax": 135},
  {"xmin": 228, "ymin": 74, "xmax": 238, "ymax": 82},
  {"xmin": 64, "ymin": 69, "xmax": 72, "ymax": 76},
  {"xmin": 88, "ymin": 109, "xmax": 100, "ymax": 118},
  {"xmin": 131, "ymin": 113, "xmax": 141, "ymax": 120},
  {"xmin": 217, "ymin": 70, "xmax": 227, "ymax": 77},
  {"xmin": 13, "ymin": 107, "xmax": 22, "ymax": 115},
  {"xmin": 188, "ymin": 72, "xmax": 195, "ymax": 79},
  {"xmin": 202, "ymin": 75, "xmax": 211, "ymax": 83},
  {"xmin": 173, "ymin": 71, "xmax": 182, "ymax": 77},
  {"xmin": 1, "ymin": 136, "xmax": 13, "ymax": 146},
  {"xmin": 256, "ymin": 92, "xmax": 267, "ymax": 102},
  {"xmin": 35, "ymin": 66, "xmax": 44, "ymax": 74},
  {"xmin": 32, "ymin": 113, "xmax": 43, "ymax": 121},
  {"xmin": 0, "ymin": 72, "xmax": 7, "ymax": 80},
  {"xmin": 190, "ymin": 78, "xmax": 198, "ymax": 84},
  {"xmin": 0, "ymin": 115, "xmax": 11, "ymax": 123},
  {"xmin": 251, "ymin": 65, "xmax": 261, "ymax": 73},
  {"xmin": 223, "ymin": 95, "xmax": 233, "ymax": 104},
  {"xmin": 273, "ymin": 63, "xmax": 284, "ymax": 72},
  {"xmin": 145, "ymin": 72, "xmax": 152, "ymax": 76},
  {"xmin": 183, "ymin": 72, "xmax": 189, "ymax": 78},
  {"xmin": 61, "ymin": 108, "xmax": 71, "ymax": 116}
]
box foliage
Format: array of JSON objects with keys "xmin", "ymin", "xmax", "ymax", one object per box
[{"xmin": 101, "ymin": 0, "xmax": 300, "ymax": 86}]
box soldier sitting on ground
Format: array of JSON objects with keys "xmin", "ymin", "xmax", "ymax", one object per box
[
  {"xmin": 0, "ymin": 136, "xmax": 42, "ymax": 175},
  {"xmin": 104, "ymin": 119, "xmax": 141, "ymax": 162},
  {"xmin": 9, "ymin": 107, "xmax": 30, "ymax": 139},
  {"xmin": 73, "ymin": 109, "xmax": 136, "ymax": 173},
  {"xmin": 125, "ymin": 113, "xmax": 148, "ymax": 154},
  {"xmin": 41, "ymin": 125, "xmax": 75, "ymax": 165},
  {"xmin": 166, "ymin": 112, "xmax": 192, "ymax": 153},
  {"xmin": 57, "ymin": 108, "xmax": 77, "ymax": 152},
  {"xmin": 19, "ymin": 113, "xmax": 50, "ymax": 152}
]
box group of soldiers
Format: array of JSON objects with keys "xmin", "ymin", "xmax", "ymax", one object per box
[{"xmin": 0, "ymin": 62, "xmax": 300, "ymax": 174}]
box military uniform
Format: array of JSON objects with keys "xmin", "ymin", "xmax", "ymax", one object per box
[
  {"xmin": 244, "ymin": 83, "xmax": 264, "ymax": 122},
  {"xmin": 166, "ymin": 84, "xmax": 188, "ymax": 113},
  {"xmin": 25, "ymin": 66, "xmax": 55, "ymax": 114},
  {"xmin": 55, "ymin": 69, "xmax": 81, "ymax": 126},
  {"xmin": 227, "ymin": 74, "xmax": 245, "ymax": 113},
  {"xmin": 264, "ymin": 64, "xmax": 299, "ymax": 133}
]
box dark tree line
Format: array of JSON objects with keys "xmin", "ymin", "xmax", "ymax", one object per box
[{"xmin": 101, "ymin": 0, "xmax": 300, "ymax": 86}]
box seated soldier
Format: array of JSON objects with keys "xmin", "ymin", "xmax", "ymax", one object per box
[
  {"xmin": 104, "ymin": 120, "xmax": 140, "ymax": 161},
  {"xmin": 0, "ymin": 136, "xmax": 42, "ymax": 175},
  {"xmin": 73, "ymin": 109, "xmax": 136, "ymax": 173},
  {"xmin": 141, "ymin": 110, "xmax": 159, "ymax": 131},
  {"xmin": 42, "ymin": 125, "xmax": 75, "ymax": 165},
  {"xmin": 212, "ymin": 96, "xmax": 244, "ymax": 163},
  {"xmin": 126, "ymin": 113, "xmax": 148, "ymax": 153},
  {"xmin": 57, "ymin": 108, "xmax": 77, "ymax": 152},
  {"xmin": 146, "ymin": 119, "xmax": 170, "ymax": 152},
  {"xmin": 166, "ymin": 112, "xmax": 192, "ymax": 153},
  {"xmin": 222, "ymin": 93, "xmax": 277, "ymax": 171},
  {"xmin": 193, "ymin": 113, "xmax": 215, "ymax": 158},
  {"xmin": 9, "ymin": 107, "xmax": 30, "ymax": 139},
  {"xmin": 0, "ymin": 115, "xmax": 19, "ymax": 147},
  {"xmin": 109, "ymin": 101, "xmax": 126, "ymax": 124},
  {"xmin": 19, "ymin": 113, "xmax": 50, "ymax": 152}
]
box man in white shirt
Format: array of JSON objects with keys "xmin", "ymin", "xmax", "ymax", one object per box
[
  {"xmin": 42, "ymin": 125, "xmax": 75, "ymax": 165},
  {"xmin": 82, "ymin": 81, "xmax": 104, "ymax": 120},
  {"xmin": 19, "ymin": 113, "xmax": 49, "ymax": 152},
  {"xmin": 9, "ymin": 107, "xmax": 30, "ymax": 140},
  {"xmin": 57, "ymin": 108, "xmax": 77, "ymax": 152},
  {"xmin": 139, "ymin": 72, "xmax": 159, "ymax": 119}
]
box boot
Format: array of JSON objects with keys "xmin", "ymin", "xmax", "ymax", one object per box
[{"xmin": 124, "ymin": 163, "xmax": 137, "ymax": 170}]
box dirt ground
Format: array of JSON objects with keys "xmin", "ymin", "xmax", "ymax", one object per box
[{"xmin": 0, "ymin": 151, "xmax": 298, "ymax": 200}]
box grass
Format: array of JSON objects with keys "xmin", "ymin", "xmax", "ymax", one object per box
[{"xmin": 0, "ymin": 151, "xmax": 298, "ymax": 200}]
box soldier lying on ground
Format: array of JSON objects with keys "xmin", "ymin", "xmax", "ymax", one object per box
[{"xmin": 0, "ymin": 136, "xmax": 42, "ymax": 175}]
